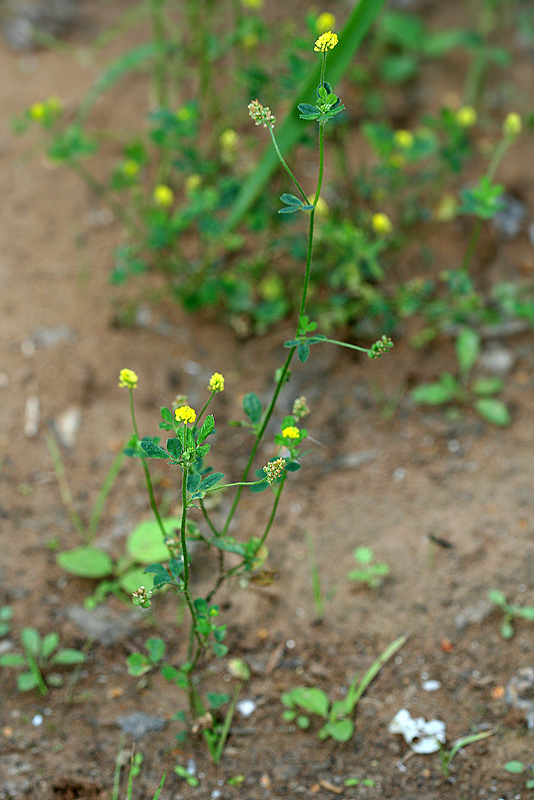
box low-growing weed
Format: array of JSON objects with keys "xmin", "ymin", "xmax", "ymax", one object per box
[
  {"xmin": 488, "ymin": 589, "xmax": 534, "ymax": 639},
  {"xmin": 411, "ymin": 327, "xmax": 511, "ymax": 426},
  {"xmin": 281, "ymin": 635, "xmax": 406, "ymax": 741},
  {"xmin": 504, "ymin": 760, "xmax": 534, "ymax": 789},
  {"xmin": 438, "ymin": 730, "xmax": 494, "ymax": 776},
  {"xmin": 347, "ymin": 546, "xmax": 390, "ymax": 588},
  {"xmin": 112, "ymin": 738, "xmax": 166, "ymax": 800},
  {"xmin": 0, "ymin": 627, "xmax": 85, "ymax": 695}
]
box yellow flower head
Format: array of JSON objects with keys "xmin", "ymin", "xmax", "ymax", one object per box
[
  {"xmin": 241, "ymin": 0, "xmax": 263, "ymax": 8},
  {"xmin": 30, "ymin": 102, "xmax": 46, "ymax": 121},
  {"xmin": 220, "ymin": 128, "xmax": 238, "ymax": 150},
  {"xmin": 119, "ymin": 368, "xmax": 138, "ymax": 389},
  {"xmin": 175, "ymin": 405, "xmax": 196, "ymax": 424},
  {"xmin": 46, "ymin": 96, "xmax": 62, "ymax": 114},
  {"xmin": 282, "ymin": 425, "xmax": 300, "ymax": 439},
  {"xmin": 314, "ymin": 30, "xmax": 338, "ymax": 52},
  {"xmin": 394, "ymin": 129, "xmax": 414, "ymax": 149},
  {"xmin": 371, "ymin": 212, "xmax": 393, "ymax": 235},
  {"xmin": 208, "ymin": 372, "xmax": 225, "ymax": 392},
  {"xmin": 316, "ymin": 12, "xmax": 336, "ymax": 34},
  {"xmin": 186, "ymin": 174, "xmax": 202, "ymax": 193},
  {"xmin": 456, "ymin": 106, "xmax": 477, "ymax": 128},
  {"xmin": 503, "ymin": 112, "xmax": 522, "ymax": 138},
  {"xmin": 153, "ymin": 184, "xmax": 174, "ymax": 208},
  {"xmin": 122, "ymin": 160, "xmax": 140, "ymax": 178}
]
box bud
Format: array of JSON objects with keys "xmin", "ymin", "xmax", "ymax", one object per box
[
  {"xmin": 248, "ymin": 99, "xmax": 276, "ymax": 129},
  {"xmin": 503, "ymin": 112, "xmax": 521, "ymax": 138},
  {"xmin": 263, "ymin": 457, "xmax": 286, "ymax": 485}
]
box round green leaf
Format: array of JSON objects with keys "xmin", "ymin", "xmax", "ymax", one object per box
[
  {"xmin": 474, "ymin": 398, "xmax": 511, "ymax": 427},
  {"xmin": 118, "ymin": 568, "xmax": 155, "ymax": 595},
  {"xmin": 51, "ymin": 649, "xmax": 86, "ymax": 665},
  {"xmin": 126, "ymin": 518, "xmax": 178, "ymax": 564},
  {"xmin": 56, "ymin": 547, "xmax": 114, "ymax": 578},
  {"xmin": 17, "ymin": 672, "xmax": 39, "ymax": 692},
  {"xmin": 504, "ymin": 761, "xmax": 525, "ymax": 774}
]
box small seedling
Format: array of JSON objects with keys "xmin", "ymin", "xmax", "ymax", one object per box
[
  {"xmin": 306, "ymin": 532, "xmax": 335, "ymax": 618},
  {"xmin": 0, "ymin": 606, "xmax": 13, "ymax": 637},
  {"xmin": 112, "ymin": 738, "xmax": 166, "ymax": 800},
  {"xmin": 174, "ymin": 764, "xmax": 199, "ymax": 788},
  {"xmin": 126, "ymin": 637, "xmax": 165, "ymax": 677},
  {"xmin": 438, "ymin": 730, "xmax": 494, "ymax": 776},
  {"xmin": 411, "ymin": 328, "xmax": 511, "ymax": 426},
  {"xmin": 347, "ymin": 546, "xmax": 390, "ymax": 588},
  {"xmin": 345, "ymin": 777, "xmax": 376, "ymax": 787},
  {"xmin": 504, "ymin": 761, "xmax": 534, "ymax": 789},
  {"xmin": 488, "ymin": 590, "xmax": 534, "ymax": 639},
  {"xmin": 0, "ymin": 628, "xmax": 85, "ymax": 695},
  {"xmin": 282, "ymin": 635, "xmax": 406, "ymax": 741}
]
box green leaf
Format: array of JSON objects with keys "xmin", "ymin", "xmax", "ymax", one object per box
[
  {"xmin": 57, "ymin": 547, "xmax": 114, "ymax": 579},
  {"xmin": 51, "ymin": 649, "xmax": 86, "ymax": 665},
  {"xmin": 243, "ymin": 392, "xmax": 262, "ymax": 424},
  {"xmin": 21, "ymin": 628, "xmax": 41, "ymax": 657},
  {"xmin": 206, "ymin": 692, "xmax": 230, "ymax": 709},
  {"xmin": 354, "ymin": 546, "xmax": 374, "ymax": 565},
  {"xmin": 186, "ymin": 473, "xmax": 202, "ymax": 494},
  {"xmin": 41, "ymin": 632, "xmax": 59, "ymax": 661},
  {"xmin": 515, "ymin": 607, "xmax": 534, "ymax": 621},
  {"xmin": 140, "ymin": 439, "xmax": 169, "ymax": 459},
  {"xmin": 199, "ymin": 472, "xmax": 224, "ymax": 492},
  {"xmin": 160, "ymin": 407, "xmax": 173, "ymax": 424},
  {"xmin": 161, "ymin": 664, "xmax": 188, "ymax": 688},
  {"xmin": 0, "ymin": 653, "xmax": 26, "ymax": 667},
  {"xmin": 213, "ymin": 642, "xmax": 228, "ymax": 658},
  {"xmin": 280, "ymin": 193, "xmax": 303, "ymax": 206},
  {"xmin": 474, "ymin": 398, "xmax": 511, "ymax": 427},
  {"xmin": 146, "ymin": 637, "xmax": 165, "ymax": 663},
  {"xmin": 504, "ymin": 761, "xmax": 526, "ymax": 774},
  {"xmin": 166, "ymin": 438, "xmax": 182, "ymax": 459},
  {"xmin": 297, "ymin": 342, "xmax": 310, "ymax": 363},
  {"xmin": 296, "ymin": 715, "xmax": 311, "ymax": 729},
  {"xmin": 488, "ymin": 589, "xmax": 507, "ymax": 607},
  {"xmin": 197, "ymin": 414, "xmax": 215, "ymax": 444},
  {"xmin": 117, "ymin": 568, "xmax": 155, "ymax": 595},
  {"xmin": 411, "ymin": 378, "xmax": 458, "ymax": 405},
  {"xmin": 127, "ymin": 518, "xmax": 179, "ymax": 563},
  {"xmin": 471, "ymin": 376, "xmax": 504, "ymax": 396},
  {"xmin": 17, "ymin": 672, "xmax": 39, "ymax": 692},
  {"xmin": 284, "ymin": 687, "xmax": 329, "ymax": 718},
  {"xmin": 455, "ymin": 328, "xmax": 480, "ymax": 379},
  {"xmin": 319, "ymin": 718, "xmax": 354, "ymax": 742},
  {"xmin": 127, "ymin": 652, "xmax": 151, "ymax": 677},
  {"xmin": 223, "ymin": 0, "xmax": 387, "ymax": 233}
]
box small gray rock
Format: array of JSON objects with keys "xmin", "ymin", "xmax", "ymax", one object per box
[
  {"xmin": 49, "ymin": 406, "xmax": 82, "ymax": 448},
  {"xmin": 492, "ymin": 194, "xmax": 527, "ymax": 239},
  {"xmin": 505, "ymin": 667, "xmax": 534, "ymax": 729},
  {"xmin": 479, "ymin": 343, "xmax": 516, "ymax": 376},
  {"xmin": 117, "ymin": 712, "xmax": 167, "ymax": 740},
  {"xmin": 32, "ymin": 324, "xmax": 75, "ymax": 348},
  {"xmin": 66, "ymin": 605, "xmax": 139, "ymax": 646},
  {"xmin": 454, "ymin": 599, "xmax": 493, "ymax": 632},
  {"xmin": 3, "ymin": 0, "xmax": 80, "ymax": 51}
]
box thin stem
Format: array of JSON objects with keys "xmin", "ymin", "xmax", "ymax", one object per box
[
  {"xmin": 268, "ymin": 127, "xmax": 309, "ymax": 204},
  {"xmin": 128, "ymin": 388, "xmax": 167, "ymax": 541},
  {"xmin": 150, "ymin": 0, "xmax": 168, "ymax": 108},
  {"xmin": 212, "ymin": 682, "xmax": 242, "ymax": 764},
  {"xmin": 460, "ymin": 217, "xmax": 483, "ymax": 273},
  {"xmin": 257, "ymin": 473, "xmax": 286, "ymax": 549},
  {"xmin": 67, "ymin": 160, "xmax": 131, "ymax": 227},
  {"xmin": 298, "ymin": 122, "xmax": 325, "ymax": 323},
  {"xmin": 180, "ymin": 466, "xmax": 202, "ymax": 650},
  {"xmin": 221, "ymin": 346, "xmax": 295, "ymax": 535},
  {"xmin": 322, "ymin": 337, "xmax": 370, "ymax": 354},
  {"xmin": 200, "ymin": 499, "xmax": 221, "ymax": 537}
]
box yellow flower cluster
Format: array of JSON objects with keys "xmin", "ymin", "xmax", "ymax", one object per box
[
  {"xmin": 30, "ymin": 96, "xmax": 62, "ymax": 122},
  {"xmin": 315, "ymin": 12, "xmax": 336, "ymax": 33},
  {"xmin": 208, "ymin": 372, "xmax": 225, "ymax": 392},
  {"xmin": 503, "ymin": 112, "xmax": 521, "ymax": 138},
  {"xmin": 456, "ymin": 106, "xmax": 477, "ymax": 128},
  {"xmin": 153, "ymin": 184, "xmax": 174, "ymax": 208},
  {"xmin": 394, "ymin": 130, "xmax": 414, "ymax": 149},
  {"xmin": 175, "ymin": 405, "xmax": 196, "ymax": 424},
  {"xmin": 118, "ymin": 368, "xmax": 138, "ymax": 389},
  {"xmin": 314, "ymin": 30, "xmax": 338, "ymax": 52},
  {"xmin": 282, "ymin": 426, "xmax": 300, "ymax": 439},
  {"xmin": 371, "ymin": 213, "xmax": 393, "ymax": 235}
]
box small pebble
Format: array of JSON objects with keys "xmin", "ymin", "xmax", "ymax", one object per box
[
  {"xmin": 393, "ymin": 467, "xmax": 406, "ymax": 483},
  {"xmin": 23, "ymin": 396, "xmax": 40, "ymax": 437},
  {"xmin": 31, "ymin": 714, "xmax": 43, "ymax": 727},
  {"xmin": 422, "ymin": 679, "xmax": 441, "ymax": 692},
  {"xmin": 236, "ymin": 699, "xmax": 256, "ymax": 718}
]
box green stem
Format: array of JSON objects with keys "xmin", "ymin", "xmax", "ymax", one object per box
[
  {"xmin": 268, "ymin": 127, "xmax": 309, "ymax": 204},
  {"xmin": 322, "ymin": 337, "xmax": 370, "ymax": 354},
  {"xmin": 212, "ymin": 682, "xmax": 243, "ymax": 764},
  {"xmin": 460, "ymin": 217, "xmax": 483, "ymax": 273},
  {"xmin": 128, "ymin": 388, "xmax": 167, "ymax": 542},
  {"xmin": 200, "ymin": 498, "xmax": 221, "ymax": 537},
  {"xmin": 67, "ymin": 160, "xmax": 131, "ymax": 227},
  {"xmin": 257, "ymin": 473, "xmax": 286, "ymax": 549},
  {"xmin": 298, "ymin": 122, "xmax": 325, "ymax": 323},
  {"xmin": 180, "ymin": 466, "xmax": 202, "ymax": 651}
]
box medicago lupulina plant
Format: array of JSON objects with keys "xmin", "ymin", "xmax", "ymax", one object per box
[{"xmin": 120, "ymin": 31, "xmax": 393, "ymax": 762}]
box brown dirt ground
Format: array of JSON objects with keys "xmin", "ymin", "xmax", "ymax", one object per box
[{"xmin": 1, "ymin": 2, "xmax": 534, "ymax": 799}]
